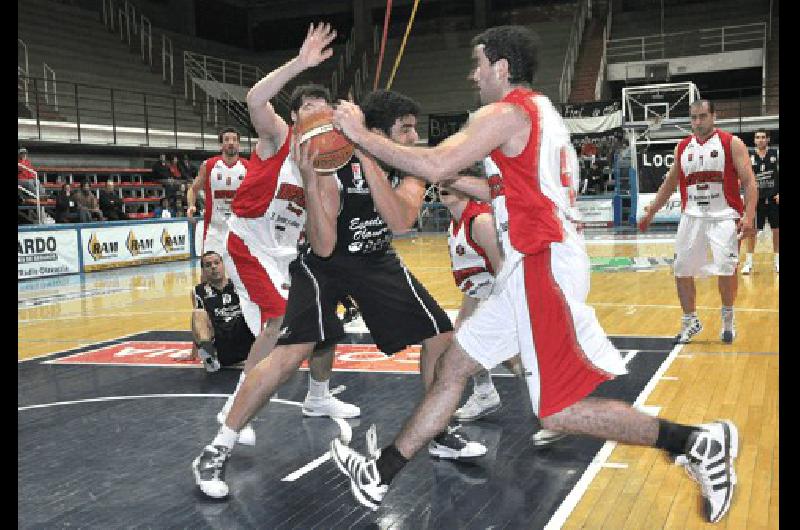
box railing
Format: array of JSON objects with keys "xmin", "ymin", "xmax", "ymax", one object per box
[
  {"xmin": 18, "ymin": 164, "xmax": 42, "ymax": 224},
  {"xmin": 162, "ymin": 34, "xmax": 174, "ymax": 85},
  {"xmin": 560, "ymin": 0, "xmax": 593, "ymax": 103},
  {"xmin": 18, "ymin": 39, "xmax": 30, "ymax": 109},
  {"xmin": 42, "ymin": 63, "xmax": 58, "ymax": 112},
  {"xmin": 184, "ymin": 51, "xmax": 264, "ymax": 92},
  {"xmin": 606, "ymin": 22, "xmax": 766, "ymax": 63},
  {"xmin": 17, "ymin": 75, "xmax": 258, "ymax": 150},
  {"xmin": 183, "ymin": 53, "xmax": 254, "ymax": 132},
  {"xmin": 595, "ymin": 1, "xmax": 613, "ymax": 101},
  {"xmin": 140, "ymin": 14, "xmax": 152, "ymax": 66}
]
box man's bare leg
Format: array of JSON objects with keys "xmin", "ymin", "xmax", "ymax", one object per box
[
  {"xmin": 540, "ymin": 397, "xmax": 657, "ymax": 444},
  {"xmin": 419, "ymin": 331, "xmax": 454, "ymax": 390},
  {"xmin": 675, "ymin": 276, "xmax": 702, "ymax": 343}
]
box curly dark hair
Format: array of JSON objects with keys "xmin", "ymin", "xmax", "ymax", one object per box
[
  {"xmin": 361, "ymin": 89, "xmax": 421, "ymax": 136},
  {"xmin": 471, "ymin": 25, "xmax": 540, "ymax": 85},
  {"xmin": 289, "ymin": 83, "xmax": 332, "ymax": 114}
]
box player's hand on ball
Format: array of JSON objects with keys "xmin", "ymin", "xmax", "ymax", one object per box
[
  {"xmin": 298, "ymin": 22, "xmax": 336, "ymax": 69},
  {"xmin": 292, "ymin": 134, "xmax": 320, "ymax": 184},
  {"xmin": 333, "ymin": 100, "xmax": 366, "ymax": 142}
]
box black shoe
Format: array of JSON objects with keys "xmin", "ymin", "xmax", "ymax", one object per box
[{"xmin": 428, "ymin": 426, "xmax": 487, "ymax": 459}]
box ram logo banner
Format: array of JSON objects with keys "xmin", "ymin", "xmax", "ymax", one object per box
[
  {"xmin": 161, "ymin": 228, "xmax": 186, "ymax": 253},
  {"xmin": 87, "ymin": 232, "xmax": 120, "ymax": 261},
  {"xmin": 126, "ymin": 230, "xmax": 154, "ymax": 256}
]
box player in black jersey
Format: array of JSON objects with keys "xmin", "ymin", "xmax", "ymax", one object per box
[
  {"xmin": 191, "ymin": 251, "xmax": 256, "ymax": 372},
  {"xmin": 192, "ymin": 89, "xmax": 486, "ymax": 499},
  {"xmin": 742, "ymin": 128, "xmax": 779, "ymax": 273}
]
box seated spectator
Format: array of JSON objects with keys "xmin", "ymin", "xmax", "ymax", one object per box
[
  {"xmin": 169, "ymin": 155, "xmax": 182, "ymax": 180},
  {"xmin": 73, "ymin": 180, "xmax": 105, "ymax": 222},
  {"xmin": 581, "ymin": 161, "xmax": 605, "ymax": 195},
  {"xmin": 154, "ymin": 197, "xmax": 175, "ymax": 218},
  {"xmin": 54, "ymin": 183, "xmax": 80, "ymax": 223},
  {"xmin": 18, "ymin": 148, "xmax": 39, "ymax": 198},
  {"xmin": 179, "ymin": 154, "xmax": 195, "ymax": 182},
  {"xmin": 152, "ymin": 153, "xmax": 172, "ymax": 182},
  {"xmin": 99, "ymin": 180, "xmax": 127, "ymax": 221},
  {"xmin": 174, "ymin": 197, "xmax": 187, "ymax": 218}
]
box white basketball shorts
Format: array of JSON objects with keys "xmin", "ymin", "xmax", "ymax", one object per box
[
  {"xmin": 673, "ymin": 215, "xmax": 739, "ymax": 277},
  {"xmin": 456, "ymin": 235, "xmax": 628, "ymax": 418}
]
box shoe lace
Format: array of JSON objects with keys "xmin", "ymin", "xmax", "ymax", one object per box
[{"xmin": 204, "ymin": 447, "xmax": 229, "ymax": 478}]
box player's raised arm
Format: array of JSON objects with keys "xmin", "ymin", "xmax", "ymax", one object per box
[
  {"xmin": 335, "ymin": 101, "xmax": 525, "ymax": 183},
  {"xmin": 246, "ymin": 22, "xmax": 337, "ymax": 156}
]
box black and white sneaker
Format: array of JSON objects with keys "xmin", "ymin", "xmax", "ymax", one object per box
[
  {"xmin": 676, "ymin": 420, "xmax": 739, "ymax": 523},
  {"xmin": 428, "ymin": 426, "xmax": 487, "ymax": 459},
  {"xmin": 330, "ymin": 425, "xmax": 387, "ymax": 511},
  {"xmin": 532, "ymin": 428, "xmax": 567, "ymax": 446},
  {"xmin": 192, "ymin": 444, "xmax": 231, "ymax": 498},
  {"xmin": 675, "ymin": 316, "xmax": 703, "ymax": 344}
]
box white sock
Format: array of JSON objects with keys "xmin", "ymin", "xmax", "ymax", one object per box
[
  {"xmin": 775, "ymin": 253, "xmax": 779, "ymax": 264},
  {"xmin": 683, "ymin": 311, "xmax": 697, "ymax": 321},
  {"xmin": 721, "ymin": 306, "xmax": 734, "ymax": 330},
  {"xmin": 745, "ymin": 253, "xmax": 753, "ymax": 264},
  {"xmin": 308, "ymin": 374, "xmax": 330, "ymax": 398},
  {"xmin": 473, "ymin": 370, "xmax": 495, "ymax": 395},
  {"xmin": 212, "ymin": 424, "xmax": 238, "ymax": 450}
]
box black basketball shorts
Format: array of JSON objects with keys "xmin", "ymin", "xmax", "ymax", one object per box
[
  {"xmin": 276, "ymin": 251, "xmax": 453, "ymax": 354},
  {"xmin": 756, "ymin": 200, "xmax": 779, "ymax": 230},
  {"xmin": 213, "ymin": 320, "xmax": 255, "ymax": 366}
]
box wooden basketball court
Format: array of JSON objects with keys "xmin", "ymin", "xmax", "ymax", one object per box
[{"xmin": 18, "ymin": 231, "xmax": 778, "ymax": 528}]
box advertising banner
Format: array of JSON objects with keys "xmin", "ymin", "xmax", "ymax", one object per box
[
  {"xmin": 428, "ymin": 112, "xmax": 469, "ymax": 146},
  {"xmin": 18, "ymin": 229, "xmax": 80, "ymax": 280},
  {"xmin": 81, "ymin": 221, "xmax": 190, "ymax": 272},
  {"xmin": 576, "ymin": 199, "xmax": 614, "ymax": 227}
]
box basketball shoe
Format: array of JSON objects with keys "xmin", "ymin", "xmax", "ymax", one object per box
[
  {"xmin": 532, "ymin": 428, "xmax": 567, "ymax": 446},
  {"xmin": 428, "ymin": 425, "xmax": 487, "ymax": 459},
  {"xmin": 675, "ymin": 315, "xmax": 703, "ymax": 344},
  {"xmin": 330, "ymin": 425, "xmax": 386, "ymax": 511},
  {"xmin": 740, "ymin": 260, "xmax": 753, "ymax": 274},
  {"xmin": 675, "ymin": 420, "xmax": 739, "ymax": 523},
  {"xmin": 454, "ymin": 388, "xmax": 501, "ymax": 422},
  {"xmin": 720, "ymin": 308, "xmax": 736, "ymax": 344},
  {"xmin": 302, "ymin": 393, "xmax": 361, "ymax": 418},
  {"xmin": 192, "ymin": 444, "xmax": 232, "ymax": 499}
]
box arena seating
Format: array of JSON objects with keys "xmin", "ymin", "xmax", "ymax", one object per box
[{"xmin": 22, "ymin": 167, "xmax": 165, "ymax": 219}]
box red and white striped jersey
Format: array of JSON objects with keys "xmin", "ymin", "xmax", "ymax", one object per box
[
  {"xmin": 677, "ymin": 129, "xmax": 743, "ymax": 219},
  {"xmin": 448, "ymin": 200, "xmax": 496, "ymax": 300},
  {"xmin": 483, "ymin": 88, "xmax": 582, "ymax": 262},
  {"xmin": 203, "ymin": 155, "xmax": 248, "ymax": 243},
  {"xmin": 228, "ymin": 129, "xmax": 306, "ymax": 257}
]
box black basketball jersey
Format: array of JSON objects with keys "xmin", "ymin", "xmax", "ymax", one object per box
[
  {"xmin": 331, "ymin": 155, "xmax": 402, "ymax": 256},
  {"xmin": 193, "ymin": 279, "xmax": 247, "ymax": 335},
  {"xmin": 751, "ymin": 148, "xmax": 779, "ymax": 199}
]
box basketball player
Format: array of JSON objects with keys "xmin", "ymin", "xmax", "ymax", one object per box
[
  {"xmin": 442, "ymin": 184, "xmax": 565, "ymax": 446},
  {"xmin": 330, "ymin": 26, "xmax": 740, "ymax": 523},
  {"xmin": 640, "ymin": 100, "xmax": 757, "ymax": 345},
  {"xmin": 205, "ymin": 24, "xmax": 361, "ymax": 451},
  {"xmin": 190, "ymin": 251, "xmax": 255, "ymax": 372},
  {"xmin": 187, "ymin": 127, "xmax": 247, "ymax": 256},
  {"xmin": 741, "ymin": 128, "xmax": 778, "ymax": 274},
  {"xmin": 192, "ymin": 87, "xmax": 486, "ymax": 500}
]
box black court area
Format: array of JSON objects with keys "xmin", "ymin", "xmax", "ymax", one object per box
[{"xmin": 19, "ymin": 333, "xmax": 676, "ymax": 529}]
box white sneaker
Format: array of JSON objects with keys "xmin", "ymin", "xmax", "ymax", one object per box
[
  {"xmin": 330, "ymin": 425, "xmax": 387, "ymax": 511},
  {"xmin": 216, "ymin": 410, "xmax": 256, "ymax": 446},
  {"xmin": 428, "ymin": 426, "xmax": 487, "ymax": 459},
  {"xmin": 775, "ymin": 257, "xmax": 779, "ymax": 273},
  {"xmin": 454, "ymin": 389, "xmax": 501, "ymax": 422},
  {"xmin": 198, "ymin": 348, "xmax": 220, "ymax": 373},
  {"xmin": 677, "ymin": 420, "xmax": 739, "ymax": 523},
  {"xmin": 302, "ymin": 393, "xmax": 361, "ymax": 419},
  {"xmin": 192, "ymin": 444, "xmax": 231, "ymax": 499},
  {"xmin": 532, "ymin": 429, "xmax": 567, "ymax": 446},
  {"xmin": 675, "ymin": 316, "xmax": 703, "ymax": 344},
  {"xmin": 740, "ymin": 261, "xmax": 753, "ymax": 274}
]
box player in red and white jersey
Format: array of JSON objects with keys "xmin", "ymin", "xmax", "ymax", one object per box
[
  {"xmin": 332, "ymin": 25, "xmax": 740, "ymax": 522},
  {"xmin": 640, "ymin": 100, "xmax": 757, "ymax": 345},
  {"xmin": 187, "ymin": 127, "xmax": 248, "ymax": 257},
  {"xmin": 191, "ymin": 25, "xmax": 359, "ymax": 487},
  {"xmin": 442, "ymin": 185, "xmax": 565, "ymax": 445}
]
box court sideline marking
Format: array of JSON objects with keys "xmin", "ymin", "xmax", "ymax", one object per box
[{"xmin": 544, "ymin": 342, "xmax": 684, "ymax": 530}]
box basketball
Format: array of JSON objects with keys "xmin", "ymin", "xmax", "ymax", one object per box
[{"xmin": 295, "ymin": 107, "xmax": 355, "ymax": 172}]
